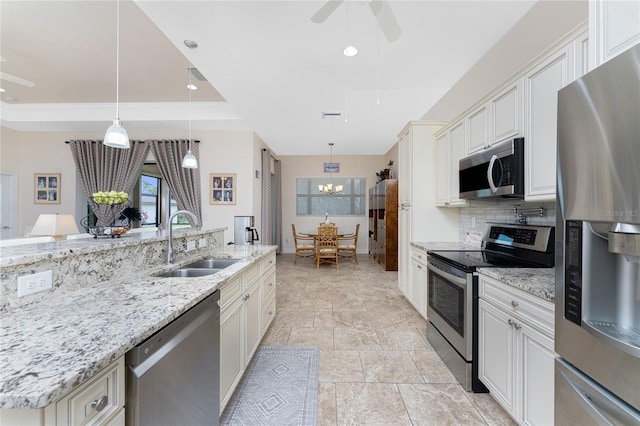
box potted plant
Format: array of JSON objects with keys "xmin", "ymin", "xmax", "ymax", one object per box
[
  {"xmin": 376, "ymin": 160, "xmax": 394, "ymax": 182},
  {"xmin": 119, "ymin": 207, "xmax": 142, "ymax": 228}
]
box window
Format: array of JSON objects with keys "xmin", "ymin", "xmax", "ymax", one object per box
[
  {"xmin": 296, "ymin": 177, "xmax": 366, "ymax": 216},
  {"xmin": 140, "ymin": 174, "xmax": 160, "ymax": 227}
]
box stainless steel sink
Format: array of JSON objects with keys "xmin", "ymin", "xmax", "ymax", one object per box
[
  {"xmin": 184, "ymin": 259, "xmax": 240, "ymax": 269},
  {"xmin": 153, "ymin": 268, "xmax": 221, "ymax": 278}
]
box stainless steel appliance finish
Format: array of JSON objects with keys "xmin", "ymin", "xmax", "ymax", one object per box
[
  {"xmin": 459, "ymin": 137, "xmax": 524, "ymax": 200},
  {"xmin": 557, "ymin": 45, "xmax": 640, "ymax": 225},
  {"xmin": 126, "ymin": 291, "xmax": 220, "ymax": 426},
  {"xmin": 427, "ymin": 223, "xmax": 554, "ymax": 393},
  {"xmin": 234, "ymin": 215, "xmax": 255, "ymax": 245},
  {"xmin": 556, "ymin": 44, "xmax": 640, "ymax": 423}
]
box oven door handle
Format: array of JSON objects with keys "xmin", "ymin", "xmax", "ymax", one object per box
[{"xmin": 427, "ymin": 262, "xmax": 467, "ymax": 288}]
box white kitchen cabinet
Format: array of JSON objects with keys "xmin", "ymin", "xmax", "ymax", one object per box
[
  {"xmin": 220, "ymin": 277, "xmax": 245, "ymax": 411},
  {"xmin": 491, "ymin": 79, "xmax": 523, "ymax": 144},
  {"xmin": 0, "ymin": 358, "xmax": 125, "ymax": 426},
  {"xmin": 220, "ymin": 252, "xmax": 276, "ymax": 412},
  {"xmin": 478, "ymin": 274, "xmax": 556, "ymax": 426},
  {"xmin": 398, "ymin": 208, "xmax": 411, "ymax": 298},
  {"xmin": 465, "ymin": 102, "xmax": 490, "ymax": 155},
  {"xmin": 435, "ymin": 121, "xmax": 468, "ymax": 207},
  {"xmin": 573, "ymin": 30, "xmax": 590, "ymax": 79},
  {"xmin": 589, "ymin": 0, "xmax": 640, "ymax": 71},
  {"xmin": 408, "ymin": 247, "xmax": 428, "ymax": 318},
  {"xmin": 524, "ymin": 46, "xmax": 572, "ymax": 201}
]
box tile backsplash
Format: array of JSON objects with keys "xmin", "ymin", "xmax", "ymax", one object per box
[{"xmin": 459, "ymin": 199, "xmax": 556, "ymax": 241}]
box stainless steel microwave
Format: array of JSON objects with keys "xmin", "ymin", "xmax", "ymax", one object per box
[{"xmin": 459, "ymin": 137, "xmax": 524, "ymax": 199}]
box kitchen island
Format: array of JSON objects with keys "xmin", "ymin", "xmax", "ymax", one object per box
[{"xmin": 0, "ymin": 230, "xmax": 276, "ymax": 416}]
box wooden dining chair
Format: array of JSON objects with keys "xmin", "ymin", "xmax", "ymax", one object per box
[
  {"xmin": 316, "ymin": 225, "xmax": 339, "ymax": 269},
  {"xmin": 292, "ymin": 224, "xmax": 316, "ymax": 264},
  {"xmin": 338, "ymin": 223, "xmax": 359, "ymax": 264}
]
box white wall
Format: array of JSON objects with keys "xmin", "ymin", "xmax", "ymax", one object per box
[
  {"xmin": 279, "ymin": 154, "xmax": 385, "ymax": 254},
  {"xmin": 0, "ymin": 126, "xmax": 269, "ymax": 241}
]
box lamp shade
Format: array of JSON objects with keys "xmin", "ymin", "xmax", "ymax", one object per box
[
  {"xmin": 182, "ymin": 149, "xmax": 198, "ymax": 169},
  {"xmin": 31, "ymin": 214, "xmax": 79, "ymax": 239},
  {"xmin": 104, "ymin": 119, "xmax": 130, "ymax": 149}
]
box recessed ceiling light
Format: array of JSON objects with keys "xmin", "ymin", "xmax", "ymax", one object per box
[
  {"xmin": 5, "ymin": 96, "xmax": 17, "ymax": 102},
  {"xmin": 0, "ymin": 88, "xmax": 5, "ymax": 92},
  {"xmin": 187, "ymin": 84, "xmax": 198, "ymax": 91},
  {"xmin": 343, "ymin": 46, "xmax": 358, "ymax": 57}
]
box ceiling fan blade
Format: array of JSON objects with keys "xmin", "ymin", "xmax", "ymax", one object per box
[
  {"xmin": 0, "ymin": 71, "xmax": 35, "ymax": 88},
  {"xmin": 311, "ymin": 0, "xmax": 344, "ymax": 23},
  {"xmin": 369, "ymin": 0, "xmax": 402, "ymax": 42}
]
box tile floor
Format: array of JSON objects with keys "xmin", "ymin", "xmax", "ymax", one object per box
[{"xmin": 260, "ymin": 253, "xmax": 516, "ymax": 426}]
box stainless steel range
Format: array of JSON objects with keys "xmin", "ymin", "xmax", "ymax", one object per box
[{"xmin": 426, "ymin": 222, "xmax": 554, "ymax": 392}]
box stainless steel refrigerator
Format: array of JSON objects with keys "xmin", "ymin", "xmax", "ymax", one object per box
[{"xmin": 555, "ymin": 44, "xmax": 640, "ymax": 424}]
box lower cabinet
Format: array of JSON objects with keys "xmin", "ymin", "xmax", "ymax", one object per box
[
  {"xmin": 478, "ymin": 274, "xmax": 555, "ymax": 426},
  {"xmin": 406, "ymin": 246, "xmax": 428, "ymax": 318},
  {"xmin": 219, "ymin": 252, "xmax": 277, "ymax": 413},
  {"xmin": 0, "ymin": 357, "xmax": 125, "ymax": 426}
]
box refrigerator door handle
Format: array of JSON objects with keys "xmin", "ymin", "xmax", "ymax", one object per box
[
  {"xmin": 559, "ymin": 371, "xmax": 615, "ymax": 426},
  {"xmin": 558, "ymin": 365, "xmax": 640, "ymax": 425}
]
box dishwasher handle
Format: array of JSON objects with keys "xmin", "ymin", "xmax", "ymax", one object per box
[{"xmin": 127, "ymin": 291, "xmax": 220, "ymax": 375}]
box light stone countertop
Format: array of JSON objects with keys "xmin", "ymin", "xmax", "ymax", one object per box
[
  {"xmin": 411, "ymin": 241, "xmax": 481, "ymax": 252},
  {"xmin": 0, "ymin": 244, "xmax": 276, "ymax": 409},
  {"xmin": 478, "ymin": 267, "xmax": 556, "ymax": 302}
]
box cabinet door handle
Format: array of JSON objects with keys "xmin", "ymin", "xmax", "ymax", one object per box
[
  {"xmin": 513, "ymin": 322, "xmax": 522, "ymax": 331},
  {"xmin": 269, "ymin": 282, "xmax": 274, "ymax": 287},
  {"xmin": 507, "ymin": 319, "xmax": 514, "ymax": 327},
  {"xmin": 417, "ymin": 265, "xmax": 423, "ymax": 269},
  {"xmin": 268, "ymin": 311, "xmax": 273, "ymax": 316},
  {"xmin": 91, "ymin": 395, "xmax": 108, "ymax": 412},
  {"xmin": 511, "ymin": 300, "xmax": 519, "ymax": 308}
]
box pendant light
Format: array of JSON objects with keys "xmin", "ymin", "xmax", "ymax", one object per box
[
  {"xmin": 319, "ymin": 141, "xmax": 343, "ymax": 195},
  {"xmin": 182, "ymin": 40, "xmax": 198, "ymax": 169},
  {"xmin": 103, "ymin": 0, "xmax": 129, "ymax": 149}
]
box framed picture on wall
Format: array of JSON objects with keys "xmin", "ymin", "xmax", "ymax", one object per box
[
  {"xmin": 34, "ymin": 173, "xmax": 61, "ymax": 204},
  {"xmin": 210, "ymin": 173, "xmax": 236, "ymax": 205},
  {"xmin": 324, "ymin": 162, "xmax": 340, "ymax": 173}
]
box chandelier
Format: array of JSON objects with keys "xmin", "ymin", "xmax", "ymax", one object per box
[{"xmin": 319, "ymin": 142, "xmax": 343, "ymax": 195}]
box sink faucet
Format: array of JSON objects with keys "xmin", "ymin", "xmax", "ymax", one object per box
[{"xmin": 167, "ymin": 210, "xmax": 200, "ymax": 264}]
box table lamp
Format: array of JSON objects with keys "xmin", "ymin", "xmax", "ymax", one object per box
[{"xmin": 31, "ymin": 214, "xmax": 80, "ymax": 240}]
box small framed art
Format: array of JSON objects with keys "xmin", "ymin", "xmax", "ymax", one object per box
[
  {"xmin": 324, "ymin": 162, "xmax": 340, "ymax": 173},
  {"xmin": 34, "ymin": 173, "xmax": 61, "ymax": 204},
  {"xmin": 210, "ymin": 173, "xmax": 236, "ymax": 205}
]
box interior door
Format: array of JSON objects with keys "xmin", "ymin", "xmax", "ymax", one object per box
[{"xmin": 0, "ymin": 174, "xmax": 18, "ymax": 239}]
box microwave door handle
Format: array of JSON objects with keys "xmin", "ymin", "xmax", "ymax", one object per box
[{"xmin": 487, "ymin": 154, "xmax": 499, "ymax": 193}]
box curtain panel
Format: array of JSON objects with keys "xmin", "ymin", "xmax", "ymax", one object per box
[
  {"xmin": 148, "ymin": 140, "xmax": 202, "ymax": 227},
  {"xmin": 261, "ymin": 149, "xmax": 282, "ymax": 252},
  {"xmin": 68, "ymin": 140, "xmax": 149, "ymax": 226}
]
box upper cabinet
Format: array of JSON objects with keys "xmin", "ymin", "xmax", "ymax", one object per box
[
  {"xmin": 465, "ymin": 102, "xmax": 489, "ymax": 155},
  {"xmin": 435, "ymin": 23, "xmax": 589, "ymax": 205},
  {"xmin": 435, "ymin": 121, "xmax": 468, "ymax": 207},
  {"xmin": 524, "ymin": 46, "xmax": 573, "ymax": 201},
  {"xmin": 491, "ymin": 79, "xmax": 523, "ymax": 145},
  {"xmin": 589, "ymin": 0, "xmax": 640, "ymax": 70}
]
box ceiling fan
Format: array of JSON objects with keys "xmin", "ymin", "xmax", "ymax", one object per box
[{"xmin": 311, "ymin": 0, "xmax": 402, "ymax": 43}]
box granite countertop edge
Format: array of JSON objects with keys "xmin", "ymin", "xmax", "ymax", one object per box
[{"xmin": 0, "ymin": 245, "xmax": 276, "ymax": 410}]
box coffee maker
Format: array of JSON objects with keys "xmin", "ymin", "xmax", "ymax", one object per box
[{"xmin": 234, "ymin": 216, "xmax": 259, "ymax": 245}]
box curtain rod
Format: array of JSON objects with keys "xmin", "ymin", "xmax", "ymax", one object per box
[{"xmin": 65, "ymin": 139, "xmax": 200, "ymax": 144}]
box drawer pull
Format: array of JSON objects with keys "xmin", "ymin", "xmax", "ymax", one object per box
[
  {"xmin": 507, "ymin": 319, "xmax": 514, "ymax": 327},
  {"xmin": 511, "ymin": 300, "xmax": 519, "ymax": 308},
  {"xmin": 513, "ymin": 322, "xmax": 522, "ymax": 331},
  {"xmin": 243, "ymin": 294, "xmax": 250, "ymax": 301},
  {"xmin": 269, "ymin": 282, "xmax": 273, "ymax": 287},
  {"xmin": 91, "ymin": 395, "xmax": 108, "ymax": 412},
  {"xmin": 269, "ymin": 311, "xmax": 273, "ymax": 315}
]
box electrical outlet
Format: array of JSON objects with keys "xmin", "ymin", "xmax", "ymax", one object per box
[
  {"xmin": 198, "ymin": 238, "xmax": 207, "ymax": 248},
  {"xmin": 186, "ymin": 241, "xmax": 196, "ymax": 252},
  {"xmin": 18, "ymin": 271, "xmax": 53, "ymax": 297}
]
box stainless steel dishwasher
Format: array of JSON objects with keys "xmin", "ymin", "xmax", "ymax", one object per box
[{"xmin": 126, "ymin": 291, "xmax": 220, "ymax": 426}]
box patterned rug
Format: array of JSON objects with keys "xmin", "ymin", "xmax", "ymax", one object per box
[{"xmin": 221, "ymin": 346, "xmax": 320, "ymax": 426}]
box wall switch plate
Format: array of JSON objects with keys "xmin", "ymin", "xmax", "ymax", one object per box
[
  {"xmin": 186, "ymin": 241, "xmax": 196, "ymax": 252},
  {"xmin": 198, "ymin": 238, "xmax": 207, "ymax": 248},
  {"xmin": 18, "ymin": 271, "xmax": 53, "ymax": 297}
]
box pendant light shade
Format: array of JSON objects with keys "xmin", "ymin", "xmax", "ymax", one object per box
[
  {"xmin": 183, "ymin": 40, "xmax": 199, "ymax": 169},
  {"xmin": 104, "ymin": 119, "xmax": 130, "ymax": 149},
  {"xmin": 104, "ymin": 0, "xmax": 129, "ymax": 149},
  {"xmin": 182, "ymin": 148, "xmax": 198, "ymax": 168}
]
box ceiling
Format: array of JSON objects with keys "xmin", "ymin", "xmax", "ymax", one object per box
[{"xmin": 0, "ymin": 0, "xmax": 537, "ymax": 155}]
